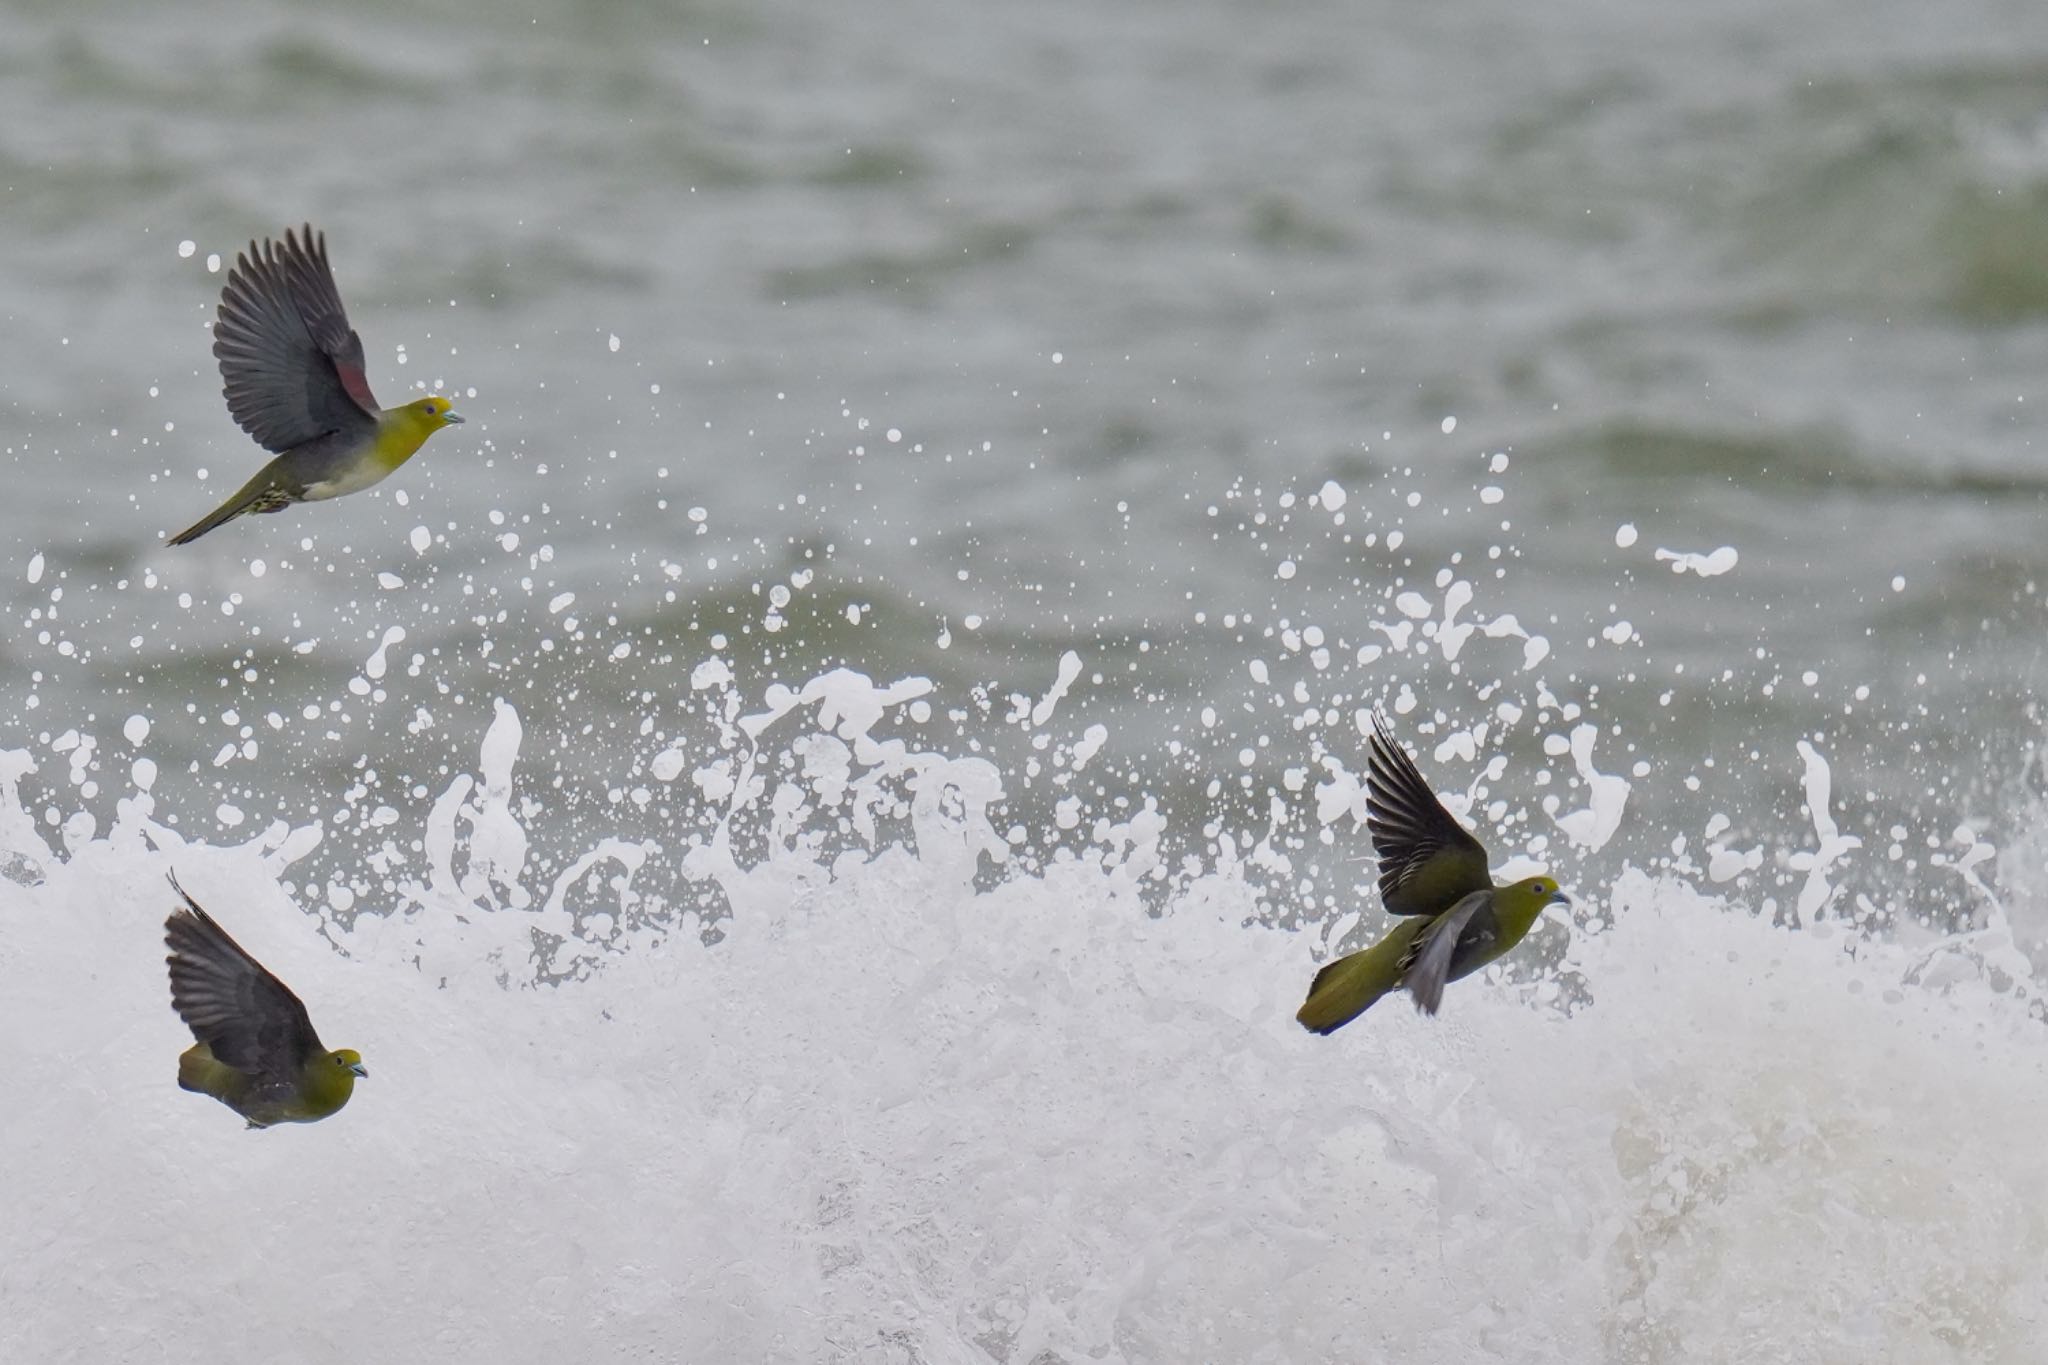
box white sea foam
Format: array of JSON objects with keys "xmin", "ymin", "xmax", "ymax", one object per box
[
  {"xmin": 1654, "ymin": 545, "xmax": 1739, "ymax": 577},
  {"xmin": 1, "ymin": 673, "xmax": 2044, "ymax": 1362},
  {"xmin": 1554, "ymin": 722, "xmax": 1631, "ymax": 852}
]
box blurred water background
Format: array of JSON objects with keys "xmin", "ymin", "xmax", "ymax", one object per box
[{"xmin": 5, "ymin": 0, "xmax": 2048, "ymax": 905}]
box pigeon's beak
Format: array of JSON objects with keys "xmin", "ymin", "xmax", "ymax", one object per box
[
  {"xmin": 1549, "ymin": 892, "xmax": 1572, "ymax": 908},
  {"xmin": 347, "ymin": 1062, "xmax": 369, "ymax": 1079},
  {"xmin": 442, "ymin": 410, "xmax": 465, "ymax": 425}
]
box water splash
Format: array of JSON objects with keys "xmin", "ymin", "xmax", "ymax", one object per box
[{"xmin": 3, "ymin": 695, "xmax": 2045, "ymax": 1361}]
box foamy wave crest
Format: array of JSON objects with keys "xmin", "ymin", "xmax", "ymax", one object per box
[{"xmin": 1, "ymin": 671, "xmax": 2044, "ymax": 1363}]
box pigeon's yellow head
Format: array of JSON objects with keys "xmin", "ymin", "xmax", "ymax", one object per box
[{"xmin": 405, "ymin": 394, "xmax": 464, "ymax": 429}]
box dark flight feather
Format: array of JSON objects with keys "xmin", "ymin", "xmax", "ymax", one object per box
[{"xmin": 212, "ymin": 225, "xmax": 378, "ymax": 454}]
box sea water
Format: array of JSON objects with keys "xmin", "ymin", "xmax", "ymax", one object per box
[
  {"xmin": 3, "ymin": 483, "xmax": 2046, "ymax": 1359},
  {"xmin": 6, "ymin": 0, "xmax": 2048, "ymax": 1359},
  {"xmin": 1, "ymin": 658, "xmax": 2045, "ymax": 1362}
]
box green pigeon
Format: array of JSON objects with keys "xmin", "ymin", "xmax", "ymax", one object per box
[
  {"xmin": 1297, "ymin": 714, "xmax": 1570, "ymax": 1033},
  {"xmin": 167, "ymin": 225, "xmax": 462, "ymax": 545},
  {"xmin": 164, "ymin": 874, "xmax": 365, "ymax": 1128}
]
